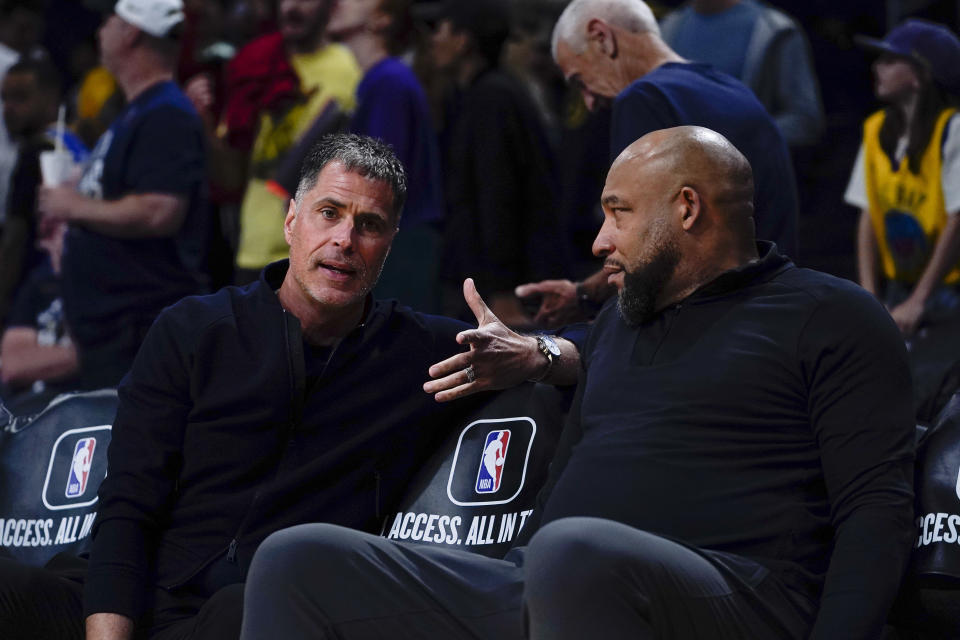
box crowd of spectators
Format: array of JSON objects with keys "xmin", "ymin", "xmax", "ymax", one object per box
[{"xmin": 0, "ymin": 4, "xmax": 953, "ymax": 399}]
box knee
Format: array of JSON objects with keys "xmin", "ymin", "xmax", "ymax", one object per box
[
  {"xmin": 525, "ymin": 518, "xmax": 625, "ymax": 598},
  {"xmin": 247, "ymin": 524, "xmax": 366, "ymax": 595}
]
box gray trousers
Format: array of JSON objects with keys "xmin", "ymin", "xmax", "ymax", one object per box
[{"xmin": 240, "ymin": 517, "xmax": 814, "ymax": 640}]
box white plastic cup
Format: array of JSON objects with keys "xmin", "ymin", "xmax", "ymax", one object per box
[{"xmin": 39, "ymin": 150, "xmax": 74, "ymax": 187}]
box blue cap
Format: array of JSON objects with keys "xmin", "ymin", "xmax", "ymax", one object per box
[{"xmin": 855, "ymin": 19, "xmax": 960, "ymax": 92}]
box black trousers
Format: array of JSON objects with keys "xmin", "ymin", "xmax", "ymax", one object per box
[
  {"xmin": 239, "ymin": 517, "xmax": 816, "ymax": 639},
  {"xmin": 0, "ymin": 554, "xmax": 243, "ymax": 640}
]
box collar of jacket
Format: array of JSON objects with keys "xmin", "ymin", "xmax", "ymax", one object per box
[{"xmin": 687, "ymin": 240, "xmax": 792, "ymax": 302}]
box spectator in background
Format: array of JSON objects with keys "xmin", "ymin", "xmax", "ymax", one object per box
[
  {"xmin": 845, "ymin": 20, "xmax": 960, "ymax": 337},
  {"xmin": 516, "ymin": 0, "xmax": 798, "ymax": 329},
  {"xmin": 227, "ymin": 0, "xmax": 361, "ymax": 283},
  {"xmin": 0, "ymin": 60, "xmax": 87, "ymax": 328},
  {"xmin": 0, "ymin": 1, "xmax": 46, "ymax": 255},
  {"xmin": 37, "ymin": 0, "xmax": 209, "ymax": 390},
  {"xmin": 503, "ymin": 8, "xmax": 563, "ymax": 142},
  {"xmin": 432, "ymin": 0, "xmax": 568, "ymax": 326},
  {"xmin": 0, "ymin": 221, "xmax": 78, "ymax": 414},
  {"xmin": 659, "ymin": 0, "xmax": 824, "ymax": 148},
  {"xmin": 326, "ymin": 0, "xmax": 445, "ymax": 312}
]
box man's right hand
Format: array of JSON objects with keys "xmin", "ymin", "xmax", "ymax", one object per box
[
  {"xmin": 86, "ymin": 613, "xmax": 134, "ymax": 640},
  {"xmin": 424, "ymin": 279, "xmax": 544, "ymax": 402},
  {"xmin": 514, "ymin": 279, "xmax": 581, "ymax": 328}
]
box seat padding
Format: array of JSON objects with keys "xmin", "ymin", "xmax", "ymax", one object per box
[
  {"xmin": 381, "ymin": 383, "xmax": 565, "ymax": 558},
  {"xmin": 0, "ymin": 390, "xmax": 117, "ymax": 566}
]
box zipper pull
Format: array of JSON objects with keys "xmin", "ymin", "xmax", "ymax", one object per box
[{"xmin": 227, "ymin": 538, "xmax": 238, "ymax": 563}]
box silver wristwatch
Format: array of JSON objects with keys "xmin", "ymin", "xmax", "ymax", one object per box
[{"xmin": 531, "ymin": 335, "xmax": 561, "ymax": 382}]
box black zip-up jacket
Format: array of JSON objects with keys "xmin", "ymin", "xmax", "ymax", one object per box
[
  {"xmin": 84, "ymin": 261, "xmax": 476, "ymax": 619},
  {"xmin": 527, "ymin": 243, "xmax": 915, "ymax": 639}
]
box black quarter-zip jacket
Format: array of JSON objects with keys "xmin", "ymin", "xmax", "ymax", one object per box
[
  {"xmin": 532, "ymin": 243, "xmax": 916, "ymax": 639},
  {"xmin": 84, "ymin": 260, "xmax": 480, "ymax": 619}
]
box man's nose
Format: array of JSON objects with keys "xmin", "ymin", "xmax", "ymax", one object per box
[
  {"xmin": 582, "ymin": 90, "xmax": 597, "ymax": 112},
  {"xmin": 592, "ymin": 222, "xmax": 613, "ymax": 257},
  {"xmin": 331, "ymin": 219, "xmax": 355, "ymax": 251}
]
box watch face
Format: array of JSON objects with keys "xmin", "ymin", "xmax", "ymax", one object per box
[{"xmin": 541, "ymin": 336, "xmax": 561, "ymax": 357}]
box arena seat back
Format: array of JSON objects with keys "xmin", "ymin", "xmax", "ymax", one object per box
[
  {"xmin": 380, "ymin": 382, "xmax": 565, "ymax": 558},
  {"xmin": 0, "ymin": 389, "xmax": 117, "ymax": 566},
  {"xmin": 914, "ymin": 392, "xmax": 960, "ymax": 581},
  {"xmin": 886, "ymin": 393, "xmax": 960, "ymax": 637}
]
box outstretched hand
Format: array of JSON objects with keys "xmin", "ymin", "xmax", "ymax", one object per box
[
  {"xmin": 514, "ymin": 279, "xmax": 582, "ymax": 328},
  {"xmin": 424, "ymin": 278, "xmax": 542, "ymax": 402}
]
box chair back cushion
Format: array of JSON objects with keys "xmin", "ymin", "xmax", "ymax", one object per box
[
  {"xmin": 914, "ymin": 392, "xmax": 960, "ymax": 581},
  {"xmin": 381, "ymin": 383, "xmax": 565, "ymax": 558},
  {"xmin": 0, "ymin": 390, "xmax": 116, "ymax": 566}
]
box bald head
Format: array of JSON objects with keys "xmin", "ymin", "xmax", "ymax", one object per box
[
  {"xmin": 594, "ymin": 126, "xmax": 758, "ymax": 321},
  {"xmin": 551, "ymin": 0, "xmax": 659, "ymax": 59},
  {"xmin": 612, "ymin": 126, "xmax": 755, "ymax": 237}
]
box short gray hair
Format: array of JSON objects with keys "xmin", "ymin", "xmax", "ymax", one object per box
[
  {"xmin": 551, "ymin": 0, "xmax": 660, "ymax": 60},
  {"xmin": 295, "ymin": 134, "xmax": 408, "ymax": 221}
]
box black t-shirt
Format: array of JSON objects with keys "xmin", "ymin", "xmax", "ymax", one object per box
[
  {"xmin": 8, "ymin": 262, "xmax": 67, "ymax": 341},
  {"xmin": 62, "ymin": 81, "xmax": 209, "ymax": 353},
  {"xmin": 441, "ymin": 69, "xmax": 569, "ymax": 301},
  {"xmin": 3, "ymin": 262, "xmax": 79, "ymax": 400},
  {"xmin": 6, "ymin": 135, "xmax": 45, "ymax": 274},
  {"xmin": 303, "ymin": 339, "xmax": 333, "ymax": 394}
]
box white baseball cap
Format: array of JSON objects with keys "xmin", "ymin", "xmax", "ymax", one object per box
[{"xmin": 114, "ymin": 0, "xmax": 185, "ymax": 38}]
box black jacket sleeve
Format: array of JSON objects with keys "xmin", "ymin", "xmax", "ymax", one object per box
[
  {"xmin": 83, "ymin": 308, "xmax": 194, "ymax": 619},
  {"xmin": 801, "ymin": 286, "xmax": 916, "ymax": 639}
]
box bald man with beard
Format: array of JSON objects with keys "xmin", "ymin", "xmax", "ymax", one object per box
[{"xmin": 238, "ymin": 126, "xmax": 915, "ymax": 640}]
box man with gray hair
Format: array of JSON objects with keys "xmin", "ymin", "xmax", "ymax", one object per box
[
  {"xmin": 0, "ymin": 133, "xmax": 578, "ymax": 640},
  {"xmin": 238, "ymin": 127, "xmax": 914, "ymax": 639},
  {"xmin": 518, "ymin": 0, "xmax": 800, "ymax": 329}
]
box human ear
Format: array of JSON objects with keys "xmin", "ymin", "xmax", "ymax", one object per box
[
  {"xmin": 678, "ymin": 186, "xmax": 701, "ymax": 231},
  {"xmin": 123, "ymin": 22, "xmax": 142, "ymax": 49},
  {"xmin": 586, "ymin": 19, "xmax": 618, "ymax": 59},
  {"xmin": 283, "ymin": 198, "xmax": 297, "ymax": 246}
]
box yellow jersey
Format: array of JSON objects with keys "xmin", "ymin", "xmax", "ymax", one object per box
[
  {"xmin": 863, "ymin": 107, "xmax": 958, "ymax": 283},
  {"xmin": 236, "ymin": 43, "xmax": 360, "ymax": 270}
]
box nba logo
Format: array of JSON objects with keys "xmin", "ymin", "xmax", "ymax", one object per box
[
  {"xmin": 65, "ymin": 438, "xmax": 96, "ymax": 498},
  {"xmin": 476, "ymin": 430, "xmax": 510, "ymax": 494}
]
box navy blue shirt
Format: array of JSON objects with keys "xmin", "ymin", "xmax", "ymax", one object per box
[
  {"xmin": 350, "ymin": 57, "xmax": 443, "ymax": 227},
  {"xmin": 611, "ymin": 62, "xmax": 798, "ymax": 258},
  {"xmin": 63, "ymin": 81, "xmax": 208, "ymax": 385}
]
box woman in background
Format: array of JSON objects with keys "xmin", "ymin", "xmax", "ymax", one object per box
[{"xmin": 845, "ymin": 19, "xmax": 960, "ymax": 335}]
